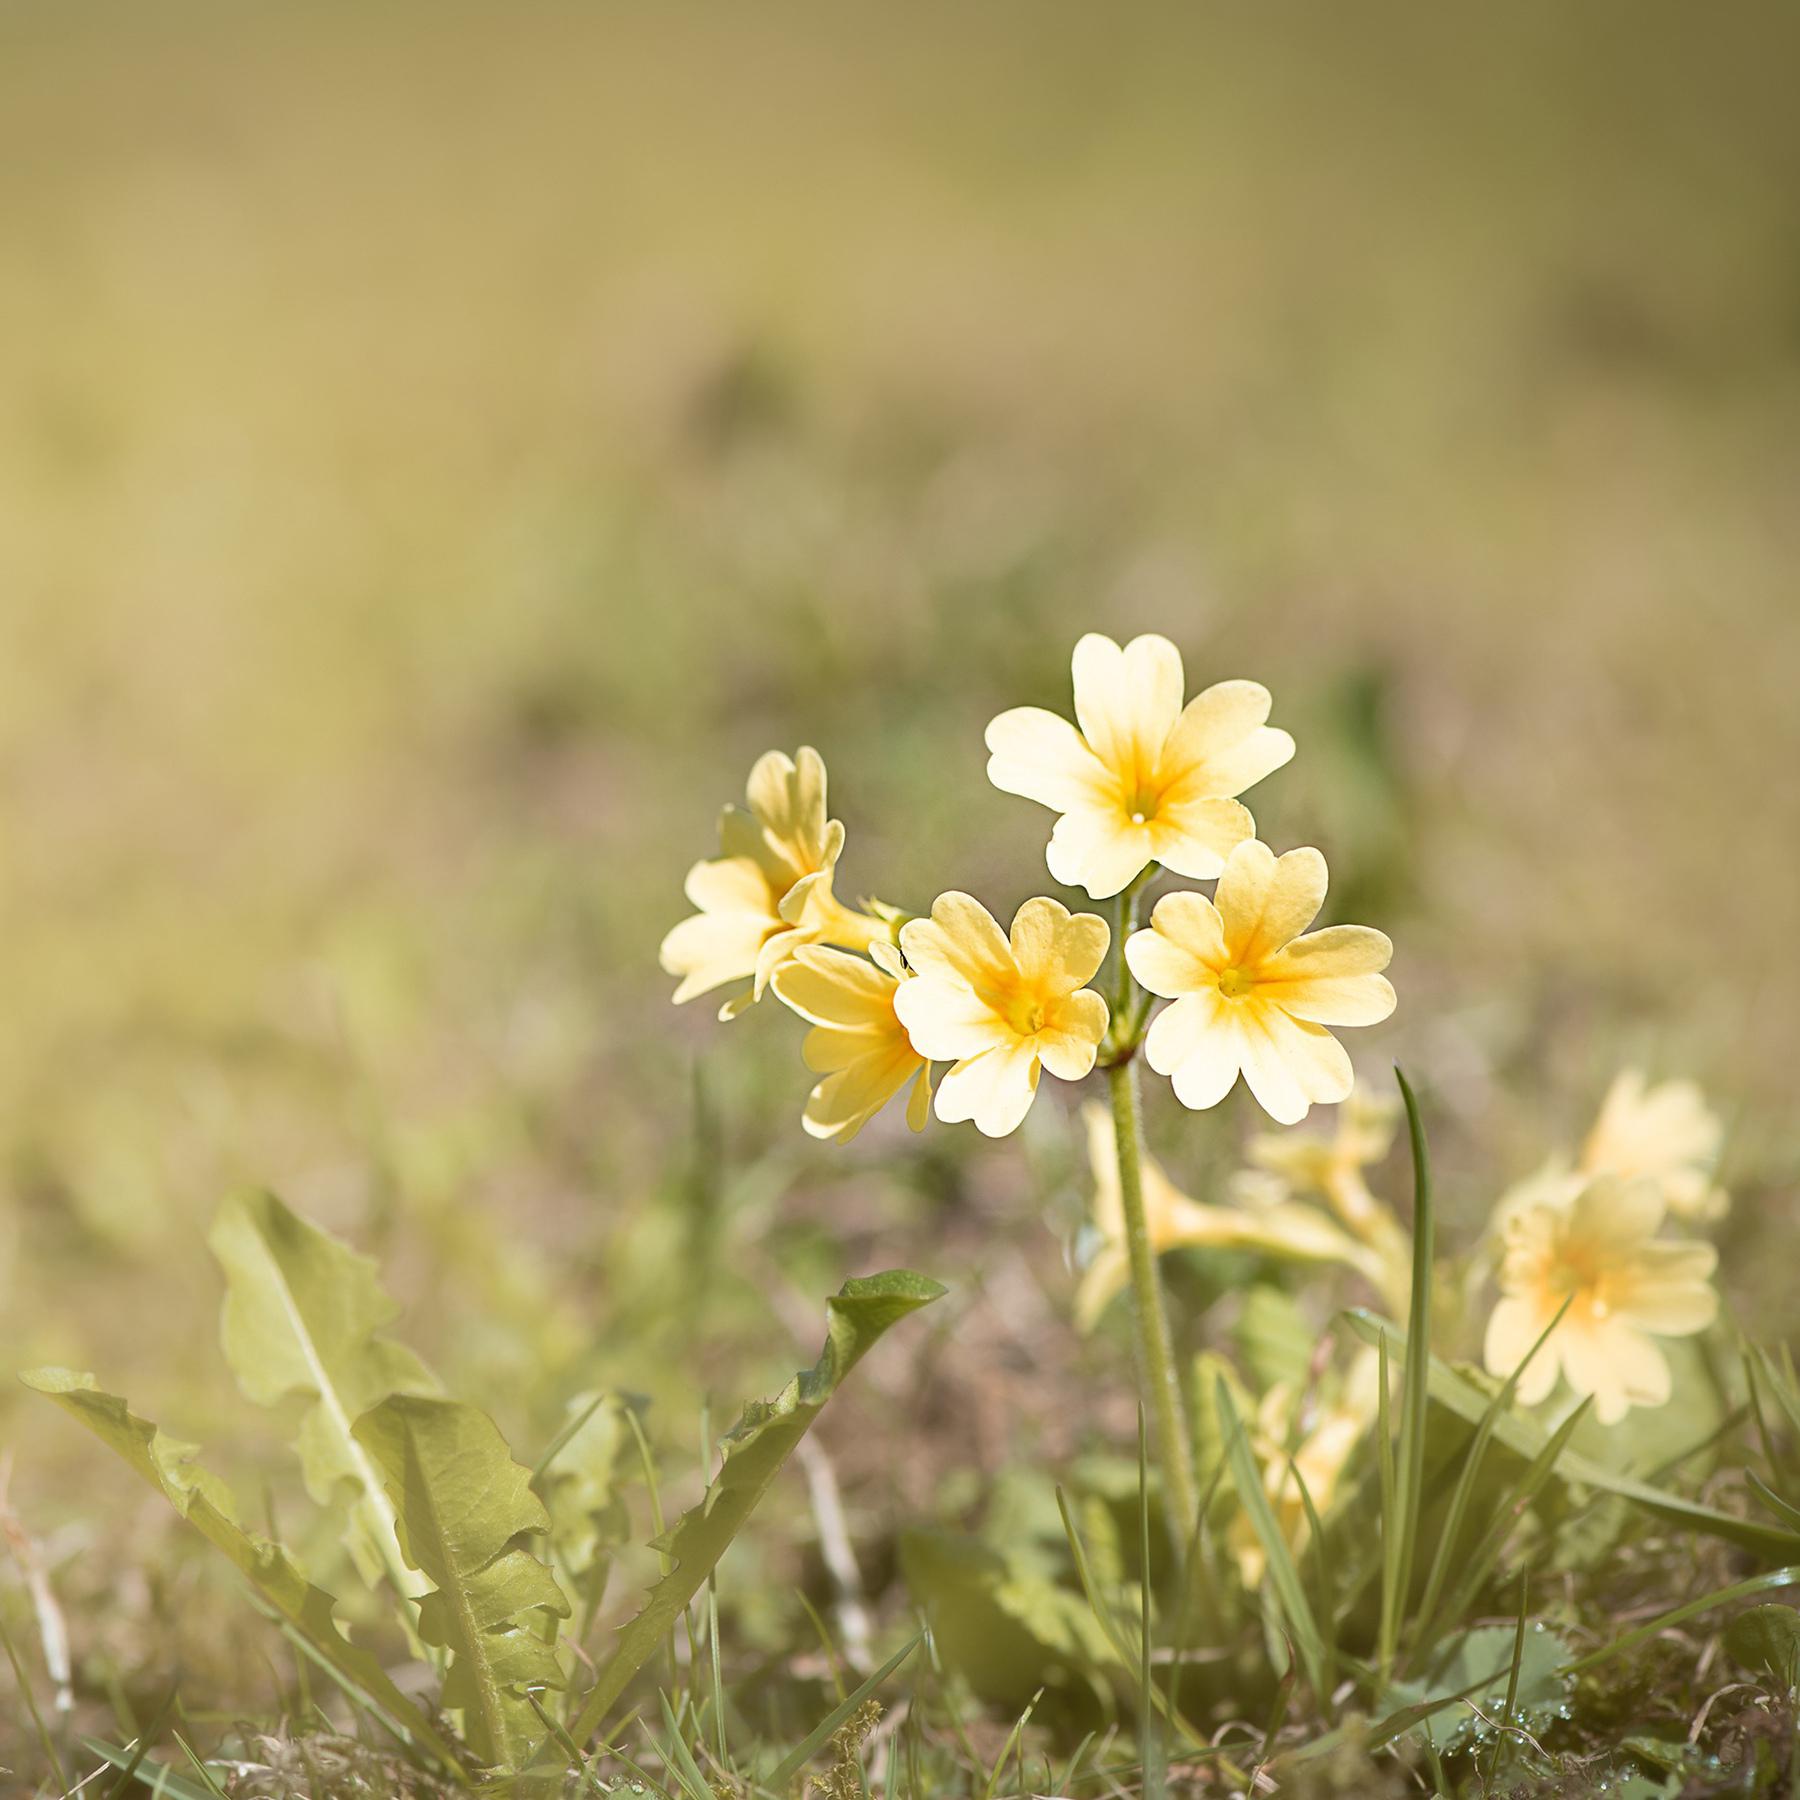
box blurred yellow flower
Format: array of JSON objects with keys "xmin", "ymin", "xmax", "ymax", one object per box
[
  {"xmin": 1247, "ymin": 1084, "xmax": 1398, "ymax": 1235},
  {"xmin": 1484, "ymin": 1175, "xmax": 1718, "ymax": 1425},
  {"xmin": 894, "ymin": 893, "xmax": 1109, "ymax": 1138},
  {"xmin": 660, "ymin": 747, "xmax": 886, "ymax": 1019},
  {"xmin": 770, "ymin": 943, "xmax": 931, "ymax": 1143},
  {"xmin": 1075, "ymin": 1104, "xmax": 1382, "ymax": 1331},
  {"xmin": 1581, "ymin": 1069, "xmax": 1727, "ymax": 1223},
  {"xmin": 1492, "ymin": 1067, "xmax": 1729, "ymax": 1235},
  {"xmin": 1234, "ymin": 1350, "xmax": 1380, "ymax": 1586},
  {"xmin": 985, "ymin": 632, "xmax": 1294, "ymax": 900},
  {"xmin": 1124, "ymin": 841, "xmax": 1395, "ymax": 1124}
]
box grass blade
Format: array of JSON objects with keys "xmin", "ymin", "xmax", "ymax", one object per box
[
  {"xmin": 766, "ymin": 1633, "xmax": 923, "ymax": 1790},
  {"xmin": 1378, "ymin": 1066, "xmax": 1433, "ymax": 1684},
  {"xmin": 1214, "ymin": 1373, "xmax": 1330, "ymax": 1705}
]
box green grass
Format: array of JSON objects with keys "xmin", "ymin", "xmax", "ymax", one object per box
[{"xmin": 3, "ymin": 4, "xmax": 1800, "ymax": 1794}]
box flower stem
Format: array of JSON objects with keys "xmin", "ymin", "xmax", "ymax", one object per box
[{"xmin": 1106, "ymin": 881, "xmax": 1197, "ymax": 1540}]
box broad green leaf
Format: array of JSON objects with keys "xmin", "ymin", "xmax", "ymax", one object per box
[
  {"xmin": 1724, "ymin": 1603, "xmax": 1800, "ymax": 1691},
  {"xmin": 21, "ymin": 1369, "xmax": 458, "ymax": 1770},
  {"xmin": 535, "ymin": 1390, "xmax": 635, "ymax": 1594},
  {"xmin": 353, "ymin": 1394, "xmax": 571, "ymax": 1773},
  {"xmin": 209, "ymin": 1190, "xmax": 438, "ymax": 1594},
  {"xmin": 1341, "ymin": 1309, "xmax": 1800, "ymax": 1561},
  {"xmin": 567, "ymin": 1270, "xmax": 944, "ymax": 1747},
  {"xmin": 1382, "ymin": 1623, "xmax": 1574, "ymax": 1748}
]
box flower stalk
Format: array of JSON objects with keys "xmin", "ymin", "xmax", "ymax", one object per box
[{"xmin": 1105, "ymin": 881, "xmax": 1198, "ymax": 1539}]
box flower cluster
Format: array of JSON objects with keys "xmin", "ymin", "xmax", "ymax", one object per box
[{"xmin": 661, "ymin": 633, "xmax": 1397, "ymax": 1140}]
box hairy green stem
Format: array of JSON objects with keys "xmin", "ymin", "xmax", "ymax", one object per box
[{"xmin": 1106, "ymin": 883, "xmax": 1197, "ymax": 1539}]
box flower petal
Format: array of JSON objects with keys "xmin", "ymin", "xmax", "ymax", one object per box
[
  {"xmin": 1145, "ymin": 795, "xmax": 1256, "ymax": 880},
  {"xmin": 1009, "ymin": 896, "xmax": 1110, "ymax": 990},
  {"xmin": 801, "ymin": 1040, "xmax": 922, "ymax": 1143},
  {"xmin": 985, "ymin": 706, "xmax": 1113, "ymax": 812},
  {"xmin": 1261, "ymin": 927, "xmax": 1397, "ymax": 1026},
  {"xmin": 1145, "ymin": 991, "xmax": 1246, "ymax": 1111},
  {"xmin": 771, "ymin": 946, "xmax": 897, "ymax": 1029},
  {"xmin": 1128, "ymin": 892, "xmax": 1227, "ymax": 996},
  {"xmin": 1158, "ymin": 679, "xmax": 1295, "ymax": 796},
  {"xmin": 1071, "ymin": 632, "xmax": 1185, "ymax": 789},
  {"xmin": 1237, "ymin": 1005, "xmax": 1353, "ymax": 1124},
  {"xmin": 900, "ymin": 892, "xmax": 1015, "ymax": 992},
  {"xmin": 1037, "ymin": 988, "xmax": 1108, "ymax": 1080},
  {"xmin": 1484, "ymin": 1295, "xmax": 1563, "ymax": 1406},
  {"xmin": 892, "ymin": 974, "xmax": 1007, "ymax": 1062},
  {"xmin": 1560, "ymin": 1321, "xmax": 1670, "ymax": 1425},
  {"xmin": 683, "ymin": 855, "xmax": 775, "ymax": 916},
  {"xmin": 661, "ymin": 909, "xmax": 773, "ymax": 1003},
  {"xmin": 1217, "ymin": 842, "xmax": 1329, "ymax": 966},
  {"xmin": 933, "ymin": 1041, "xmax": 1041, "ymax": 1138},
  {"xmin": 1045, "ymin": 805, "xmax": 1155, "ymax": 899}
]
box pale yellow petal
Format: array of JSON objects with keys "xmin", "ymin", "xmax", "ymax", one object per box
[
  {"xmin": 771, "ymin": 946, "xmax": 897, "ymax": 1030},
  {"xmin": 1219, "ymin": 843, "xmax": 1330, "ymax": 966},
  {"xmin": 1074, "ymin": 1244, "xmax": 1130, "ymax": 1333},
  {"xmin": 985, "ymin": 706, "xmax": 1113, "ymax": 812},
  {"xmin": 933, "ymin": 1041, "xmax": 1041, "ymax": 1138},
  {"xmin": 1261, "ymin": 927, "xmax": 1397, "ymax": 1027},
  {"xmin": 1237, "ymin": 1004, "xmax": 1353, "ymax": 1125},
  {"xmin": 1561, "ymin": 1321, "xmax": 1670, "ymax": 1425},
  {"xmin": 683, "ymin": 855, "xmax": 776, "ymax": 917},
  {"xmin": 745, "ymin": 746, "xmax": 831, "ymax": 869},
  {"xmin": 899, "ymin": 892, "xmax": 1014, "ymax": 992},
  {"xmin": 1037, "ymin": 988, "xmax": 1109, "ymax": 1080},
  {"xmin": 1484, "ymin": 1295, "xmax": 1562, "ymax": 1406},
  {"xmin": 1567, "ymin": 1174, "xmax": 1665, "ymax": 1247},
  {"xmin": 1615, "ymin": 1242, "xmax": 1719, "ymax": 1335},
  {"xmin": 801, "ymin": 1040, "xmax": 922, "ymax": 1143},
  {"xmin": 1071, "ymin": 631, "xmax": 1184, "ymax": 788},
  {"xmin": 1083, "ymin": 1101, "xmax": 1125, "ymax": 1240},
  {"xmin": 1144, "ymin": 795, "xmax": 1256, "ymax": 881},
  {"xmin": 1126, "ymin": 892, "xmax": 1227, "ymax": 996},
  {"xmin": 661, "ymin": 909, "xmax": 773, "ymax": 1003},
  {"xmin": 1145, "ymin": 992, "xmax": 1245, "ymax": 1112},
  {"xmin": 905, "ymin": 1064, "xmax": 933, "ymax": 1132},
  {"xmin": 1045, "ymin": 805, "xmax": 1155, "ymax": 900},
  {"xmin": 892, "ymin": 974, "xmax": 1008, "ymax": 1062},
  {"xmin": 1583, "ymin": 1070, "xmax": 1722, "ymax": 1184},
  {"xmin": 1006, "ymin": 897, "xmax": 1109, "ymax": 990},
  {"xmin": 1158, "ymin": 680, "xmax": 1295, "ymax": 799}
]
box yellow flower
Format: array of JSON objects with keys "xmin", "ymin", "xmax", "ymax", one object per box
[
  {"xmin": 770, "ymin": 943, "xmax": 931, "ymax": 1143},
  {"xmin": 1483, "ymin": 1175, "xmax": 1718, "ymax": 1425},
  {"xmin": 894, "ymin": 893, "xmax": 1110, "ymax": 1138},
  {"xmin": 1124, "ymin": 841, "xmax": 1395, "ymax": 1124},
  {"xmin": 1491, "ymin": 1068, "xmax": 1730, "ymax": 1237},
  {"xmin": 1075, "ymin": 1104, "xmax": 1382, "ymax": 1331},
  {"xmin": 660, "ymin": 747, "xmax": 885, "ymax": 1019},
  {"xmin": 1580, "ymin": 1069, "xmax": 1727, "ymax": 1223},
  {"xmin": 985, "ymin": 632, "xmax": 1294, "ymax": 900}
]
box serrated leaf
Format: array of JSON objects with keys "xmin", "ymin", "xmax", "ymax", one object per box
[
  {"xmin": 21, "ymin": 1368, "xmax": 458, "ymax": 1769},
  {"xmin": 1341, "ymin": 1309, "xmax": 1800, "ymax": 1561},
  {"xmin": 209, "ymin": 1191, "xmax": 438, "ymax": 1594},
  {"xmin": 1724, "ymin": 1603, "xmax": 1800, "ymax": 1691},
  {"xmin": 353, "ymin": 1394, "xmax": 571, "ymax": 1773},
  {"xmin": 567, "ymin": 1269, "xmax": 944, "ymax": 1747}
]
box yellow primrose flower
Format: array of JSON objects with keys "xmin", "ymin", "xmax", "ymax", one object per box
[
  {"xmin": 660, "ymin": 747, "xmax": 886, "ymax": 1019},
  {"xmin": 1484, "ymin": 1174, "xmax": 1719, "ymax": 1425},
  {"xmin": 1075, "ymin": 1104, "xmax": 1383, "ymax": 1331},
  {"xmin": 1580, "ymin": 1069, "xmax": 1727, "ymax": 1223},
  {"xmin": 985, "ymin": 632, "xmax": 1294, "ymax": 900},
  {"xmin": 1124, "ymin": 840, "xmax": 1395, "ymax": 1125},
  {"xmin": 1491, "ymin": 1068, "xmax": 1729, "ymax": 1236},
  {"xmin": 894, "ymin": 893, "xmax": 1109, "ymax": 1138},
  {"xmin": 770, "ymin": 943, "xmax": 931, "ymax": 1143}
]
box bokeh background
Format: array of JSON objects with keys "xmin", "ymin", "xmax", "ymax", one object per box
[{"xmin": 3, "ymin": 0, "xmax": 1799, "ymax": 1735}]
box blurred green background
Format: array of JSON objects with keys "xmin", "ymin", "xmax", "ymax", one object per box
[{"xmin": 2, "ymin": 0, "xmax": 1798, "ymax": 1723}]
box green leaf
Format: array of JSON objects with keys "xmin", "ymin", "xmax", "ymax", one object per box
[
  {"xmin": 353, "ymin": 1394, "xmax": 571, "ymax": 1773},
  {"xmin": 535, "ymin": 1390, "xmax": 636, "ymax": 1594},
  {"xmin": 21, "ymin": 1369, "xmax": 458, "ymax": 1770},
  {"xmin": 1724, "ymin": 1603, "xmax": 1800, "ymax": 1691},
  {"xmin": 567, "ymin": 1269, "xmax": 944, "ymax": 1747},
  {"xmin": 1382, "ymin": 1623, "xmax": 1574, "ymax": 1749},
  {"xmin": 209, "ymin": 1190, "xmax": 438, "ymax": 1594},
  {"xmin": 1340, "ymin": 1310, "xmax": 1800, "ymax": 1561}
]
